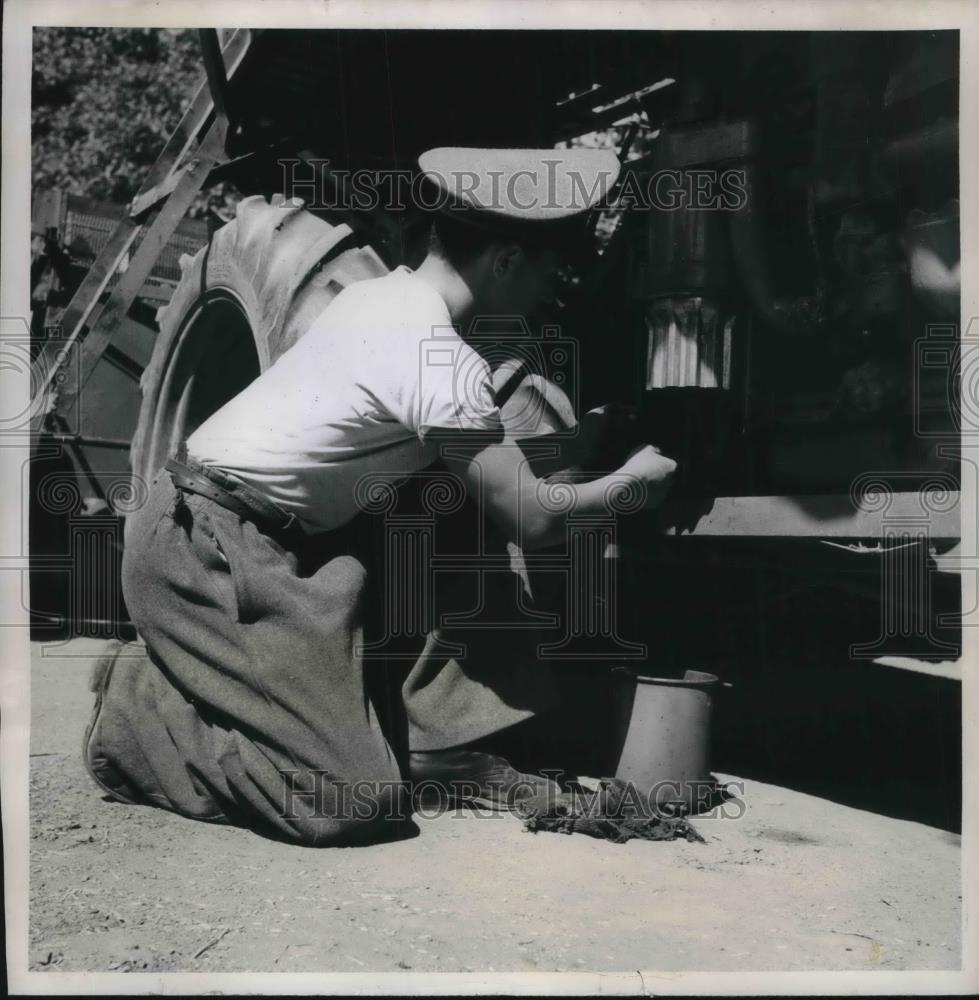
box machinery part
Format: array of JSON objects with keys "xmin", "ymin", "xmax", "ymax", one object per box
[
  {"xmin": 127, "ymin": 28, "xmax": 253, "ymax": 218},
  {"xmin": 31, "ymin": 29, "xmax": 254, "ymax": 429},
  {"xmin": 655, "ymin": 489, "xmax": 960, "ymax": 539},
  {"xmin": 627, "ymin": 120, "xmax": 754, "ymax": 302},
  {"xmin": 198, "ymin": 28, "xmax": 235, "ymax": 128},
  {"xmin": 809, "ymin": 32, "xmax": 891, "ymax": 210},
  {"xmin": 130, "ymin": 194, "xmax": 387, "ymax": 487},
  {"xmin": 42, "ymin": 120, "xmax": 231, "ymax": 431},
  {"xmin": 644, "ymin": 298, "xmax": 733, "ymax": 390}
]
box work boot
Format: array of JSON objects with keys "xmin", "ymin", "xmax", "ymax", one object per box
[
  {"xmin": 408, "ymin": 748, "xmax": 560, "ymax": 812},
  {"xmin": 82, "ymin": 639, "xmax": 143, "ymax": 805}
]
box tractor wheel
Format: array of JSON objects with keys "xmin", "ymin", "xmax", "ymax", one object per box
[{"xmin": 130, "ymin": 194, "xmax": 388, "ymax": 487}]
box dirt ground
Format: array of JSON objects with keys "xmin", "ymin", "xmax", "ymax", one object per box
[{"xmin": 28, "ymin": 637, "xmax": 962, "ymax": 975}]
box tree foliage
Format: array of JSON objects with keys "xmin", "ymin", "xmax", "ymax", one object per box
[
  {"xmin": 32, "ymin": 28, "xmax": 201, "ymax": 201},
  {"xmin": 32, "ymin": 28, "xmax": 238, "ymax": 218}
]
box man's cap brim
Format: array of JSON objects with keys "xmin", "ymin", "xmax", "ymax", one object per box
[{"xmin": 418, "ymin": 146, "xmax": 622, "ymax": 226}]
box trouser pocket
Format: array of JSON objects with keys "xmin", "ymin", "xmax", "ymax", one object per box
[{"xmin": 179, "ymin": 496, "xmax": 255, "ymax": 623}]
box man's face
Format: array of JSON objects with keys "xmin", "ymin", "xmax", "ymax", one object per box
[{"xmin": 476, "ymin": 244, "xmax": 562, "ymax": 323}]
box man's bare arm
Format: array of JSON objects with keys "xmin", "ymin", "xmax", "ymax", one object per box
[{"xmin": 441, "ymin": 436, "xmax": 676, "ymax": 551}]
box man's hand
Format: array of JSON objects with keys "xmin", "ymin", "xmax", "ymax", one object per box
[
  {"xmin": 441, "ymin": 435, "xmax": 678, "ymax": 552},
  {"xmin": 619, "ymin": 443, "xmax": 678, "ymax": 510},
  {"xmin": 578, "ymin": 402, "xmax": 641, "ymax": 468}
]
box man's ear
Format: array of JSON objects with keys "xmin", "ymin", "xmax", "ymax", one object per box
[{"xmin": 491, "ymin": 243, "xmax": 522, "ymax": 280}]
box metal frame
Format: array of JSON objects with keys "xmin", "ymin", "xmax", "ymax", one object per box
[
  {"xmin": 27, "ymin": 28, "xmax": 962, "ymax": 548},
  {"xmin": 30, "ymin": 29, "xmax": 252, "ymax": 433},
  {"xmin": 659, "ymin": 491, "xmax": 960, "ymax": 540}
]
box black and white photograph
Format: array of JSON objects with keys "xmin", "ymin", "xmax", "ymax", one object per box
[{"xmin": 2, "ymin": 0, "xmax": 977, "ymax": 994}]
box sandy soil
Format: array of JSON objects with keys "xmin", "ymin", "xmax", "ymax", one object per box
[{"xmin": 28, "ymin": 638, "xmax": 962, "ymax": 974}]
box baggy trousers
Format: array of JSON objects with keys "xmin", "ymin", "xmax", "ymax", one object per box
[{"xmin": 91, "ymin": 471, "xmax": 559, "ymax": 845}]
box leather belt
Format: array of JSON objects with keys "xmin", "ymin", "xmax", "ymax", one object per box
[{"xmin": 165, "ymin": 457, "xmax": 304, "ymax": 540}]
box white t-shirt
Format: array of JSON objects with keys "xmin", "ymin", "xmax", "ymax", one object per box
[{"xmin": 186, "ymin": 266, "xmax": 503, "ymax": 533}]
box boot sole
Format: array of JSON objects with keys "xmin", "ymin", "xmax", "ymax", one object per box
[
  {"xmin": 411, "ymin": 781, "xmax": 557, "ymax": 814},
  {"xmin": 412, "ymin": 788, "xmax": 514, "ymax": 813}
]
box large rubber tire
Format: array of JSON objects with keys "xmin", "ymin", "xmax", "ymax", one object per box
[{"xmin": 130, "ymin": 194, "xmax": 388, "ymax": 487}]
